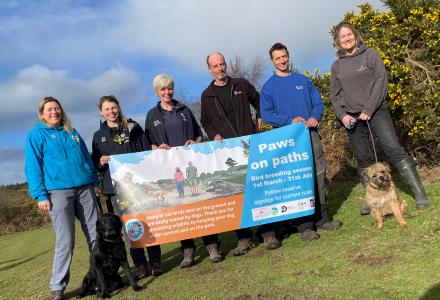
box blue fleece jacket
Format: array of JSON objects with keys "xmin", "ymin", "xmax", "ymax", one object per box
[
  {"xmin": 260, "ymin": 73, "xmax": 324, "ymax": 127},
  {"xmin": 25, "ymin": 121, "xmax": 98, "ymax": 201}
]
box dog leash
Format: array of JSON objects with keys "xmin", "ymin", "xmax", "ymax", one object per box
[{"xmin": 365, "ymin": 120, "xmax": 378, "ymax": 163}]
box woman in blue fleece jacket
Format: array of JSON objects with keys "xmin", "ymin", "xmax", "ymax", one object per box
[{"xmin": 25, "ymin": 97, "xmax": 98, "ymax": 300}]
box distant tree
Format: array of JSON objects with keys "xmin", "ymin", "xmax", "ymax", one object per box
[
  {"xmin": 225, "ymin": 157, "xmax": 238, "ymax": 174},
  {"xmin": 241, "ymin": 140, "xmax": 250, "ymax": 158},
  {"xmin": 228, "ymin": 55, "xmax": 266, "ymax": 91}
]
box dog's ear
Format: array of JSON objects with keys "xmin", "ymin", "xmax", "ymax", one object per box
[
  {"xmin": 382, "ymin": 162, "xmax": 391, "ymax": 173},
  {"xmin": 361, "ymin": 168, "xmax": 370, "ymax": 182}
]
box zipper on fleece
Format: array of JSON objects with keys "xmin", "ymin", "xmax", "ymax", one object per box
[
  {"xmin": 229, "ymin": 82, "xmax": 240, "ymax": 136},
  {"xmin": 56, "ymin": 128, "xmax": 68, "ymax": 159},
  {"xmin": 213, "ymin": 94, "xmax": 238, "ymax": 137}
]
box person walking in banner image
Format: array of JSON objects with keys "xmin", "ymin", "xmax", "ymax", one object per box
[
  {"xmin": 174, "ymin": 167, "xmax": 185, "ymax": 198},
  {"xmin": 186, "ymin": 161, "xmax": 198, "ymax": 196},
  {"xmin": 25, "ymin": 97, "xmax": 99, "ymax": 300},
  {"xmin": 330, "ymin": 22, "xmax": 429, "ymax": 213},
  {"xmin": 145, "ymin": 73, "xmax": 223, "ymax": 267},
  {"xmin": 260, "ymin": 43, "xmax": 343, "ymax": 242},
  {"xmin": 201, "ymin": 52, "xmax": 282, "ymax": 254},
  {"xmin": 91, "ymin": 95, "xmax": 162, "ymax": 279}
]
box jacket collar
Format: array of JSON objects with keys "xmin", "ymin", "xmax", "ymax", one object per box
[
  {"xmin": 37, "ymin": 121, "xmax": 64, "ymax": 131},
  {"xmin": 205, "ymin": 76, "xmax": 236, "ymax": 97},
  {"xmin": 155, "ymin": 99, "xmax": 185, "ymax": 111},
  {"xmin": 338, "ymin": 44, "xmax": 368, "ymax": 58}
]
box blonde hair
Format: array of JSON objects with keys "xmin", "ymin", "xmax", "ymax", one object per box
[
  {"xmin": 152, "ymin": 74, "xmax": 174, "ymax": 92},
  {"xmin": 38, "ymin": 97, "xmax": 73, "ymax": 133},
  {"xmin": 98, "ymin": 95, "xmax": 128, "ymax": 129},
  {"xmin": 332, "ymin": 22, "xmax": 364, "ymax": 53}
]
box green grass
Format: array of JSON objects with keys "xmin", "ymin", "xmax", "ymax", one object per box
[{"xmin": 1, "ymin": 181, "xmax": 440, "ymax": 300}]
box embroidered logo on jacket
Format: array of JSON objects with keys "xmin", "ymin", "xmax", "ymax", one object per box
[
  {"xmin": 50, "ymin": 134, "xmax": 56, "ymax": 139},
  {"xmin": 101, "ymin": 137, "xmax": 106, "ymax": 143},
  {"xmin": 113, "ymin": 134, "xmax": 128, "ymax": 145},
  {"xmin": 181, "ymin": 113, "xmax": 187, "ymax": 122},
  {"xmin": 357, "ymin": 66, "xmax": 368, "ymax": 72},
  {"xmin": 153, "ymin": 120, "xmax": 161, "ymax": 127},
  {"xmin": 233, "ymin": 90, "xmax": 242, "ymax": 95},
  {"xmin": 295, "ymin": 86, "xmax": 304, "ymax": 90},
  {"xmin": 71, "ymin": 135, "xmax": 80, "ymax": 143}
]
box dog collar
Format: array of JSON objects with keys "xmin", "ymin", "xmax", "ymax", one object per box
[{"xmin": 103, "ymin": 238, "xmax": 122, "ymax": 243}]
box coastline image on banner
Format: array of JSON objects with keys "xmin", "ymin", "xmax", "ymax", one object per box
[{"xmin": 108, "ymin": 123, "xmax": 315, "ymax": 248}]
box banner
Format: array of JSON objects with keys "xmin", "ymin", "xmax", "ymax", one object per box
[{"xmin": 109, "ymin": 123, "xmax": 315, "ymax": 247}]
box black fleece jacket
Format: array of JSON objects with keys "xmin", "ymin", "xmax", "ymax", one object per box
[
  {"xmin": 91, "ymin": 119, "xmax": 150, "ymax": 195},
  {"xmin": 200, "ymin": 77, "xmax": 260, "ymax": 140}
]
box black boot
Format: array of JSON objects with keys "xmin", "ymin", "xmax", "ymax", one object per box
[
  {"xmin": 395, "ymin": 157, "xmax": 429, "ymax": 209},
  {"xmin": 357, "ymin": 167, "xmax": 371, "ymax": 215}
]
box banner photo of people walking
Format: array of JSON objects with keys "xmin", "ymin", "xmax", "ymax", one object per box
[{"xmin": 109, "ymin": 123, "xmax": 315, "ymax": 248}]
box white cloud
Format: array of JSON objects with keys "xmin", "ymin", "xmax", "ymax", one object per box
[{"xmin": 0, "ymin": 64, "xmax": 142, "ymax": 135}]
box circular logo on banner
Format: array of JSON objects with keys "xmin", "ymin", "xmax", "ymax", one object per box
[
  {"xmin": 125, "ymin": 219, "xmax": 144, "ymax": 241},
  {"xmin": 271, "ymin": 207, "xmax": 279, "ymax": 215}
]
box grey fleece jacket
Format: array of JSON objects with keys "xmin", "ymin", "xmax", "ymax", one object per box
[{"xmin": 330, "ymin": 45, "xmax": 388, "ymax": 119}]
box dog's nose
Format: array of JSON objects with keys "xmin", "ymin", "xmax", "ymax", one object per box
[{"xmin": 379, "ymin": 176, "xmax": 385, "ymax": 181}]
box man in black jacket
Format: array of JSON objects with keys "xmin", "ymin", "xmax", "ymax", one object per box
[{"xmin": 200, "ymin": 52, "xmax": 281, "ymax": 255}]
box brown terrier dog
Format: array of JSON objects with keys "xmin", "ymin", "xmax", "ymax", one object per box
[{"xmin": 364, "ymin": 163, "xmax": 407, "ymax": 228}]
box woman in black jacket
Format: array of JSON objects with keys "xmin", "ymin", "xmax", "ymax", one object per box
[
  {"xmin": 91, "ymin": 95, "xmax": 162, "ymax": 278},
  {"xmin": 145, "ymin": 74, "xmax": 223, "ymax": 267}
]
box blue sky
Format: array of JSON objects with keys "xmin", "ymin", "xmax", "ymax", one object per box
[{"xmin": 0, "ymin": 0, "xmax": 386, "ymax": 185}]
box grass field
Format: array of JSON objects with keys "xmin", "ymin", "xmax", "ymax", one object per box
[{"xmin": 1, "ymin": 180, "xmax": 440, "ymax": 300}]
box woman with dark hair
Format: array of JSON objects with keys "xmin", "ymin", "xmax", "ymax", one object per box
[
  {"xmin": 145, "ymin": 73, "xmax": 223, "ymax": 267},
  {"xmin": 91, "ymin": 95, "xmax": 162, "ymax": 278},
  {"xmin": 330, "ymin": 22, "xmax": 429, "ymax": 213},
  {"xmin": 25, "ymin": 97, "xmax": 99, "ymax": 300}
]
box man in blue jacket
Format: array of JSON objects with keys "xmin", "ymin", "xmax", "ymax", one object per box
[{"xmin": 260, "ymin": 43, "xmax": 342, "ymax": 241}]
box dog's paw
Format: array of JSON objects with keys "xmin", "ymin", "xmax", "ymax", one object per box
[
  {"xmin": 399, "ymin": 221, "xmax": 408, "ymax": 228},
  {"xmin": 132, "ymin": 284, "xmax": 143, "ymax": 292},
  {"xmin": 98, "ymin": 290, "xmax": 111, "ymax": 299}
]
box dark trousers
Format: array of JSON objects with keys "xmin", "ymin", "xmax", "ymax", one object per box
[
  {"xmin": 235, "ymin": 228, "xmax": 253, "ymax": 240},
  {"xmin": 310, "ymin": 130, "xmax": 330, "ymax": 226},
  {"xmin": 347, "ymin": 103, "xmax": 408, "ymax": 169},
  {"xmin": 131, "ymin": 245, "xmax": 161, "ymax": 267},
  {"xmin": 180, "ymin": 234, "xmax": 219, "ymax": 249}
]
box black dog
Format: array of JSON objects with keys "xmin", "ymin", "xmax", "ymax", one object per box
[{"xmin": 79, "ymin": 213, "xmax": 142, "ymax": 298}]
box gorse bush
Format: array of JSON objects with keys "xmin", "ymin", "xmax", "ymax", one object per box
[{"xmin": 0, "ymin": 184, "xmax": 50, "ymax": 235}]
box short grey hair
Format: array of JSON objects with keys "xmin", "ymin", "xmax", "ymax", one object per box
[{"xmin": 152, "ymin": 74, "xmax": 174, "ymax": 92}]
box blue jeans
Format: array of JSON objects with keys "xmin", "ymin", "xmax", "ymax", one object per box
[
  {"xmin": 347, "ymin": 103, "xmax": 408, "ymax": 169},
  {"xmin": 48, "ymin": 185, "xmax": 98, "ymax": 292},
  {"xmin": 176, "ymin": 181, "xmax": 184, "ymax": 196}
]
